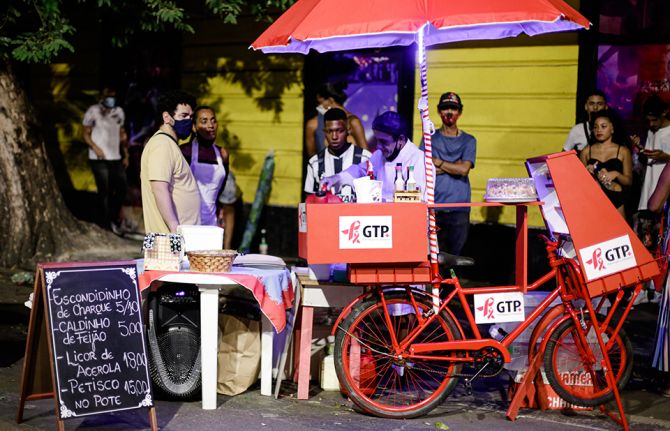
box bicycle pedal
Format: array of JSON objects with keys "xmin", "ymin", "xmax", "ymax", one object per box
[{"xmin": 464, "ymin": 379, "xmax": 473, "ymax": 396}]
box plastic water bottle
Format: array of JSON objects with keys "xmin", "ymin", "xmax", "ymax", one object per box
[{"xmin": 320, "ymin": 335, "xmax": 339, "ymax": 390}]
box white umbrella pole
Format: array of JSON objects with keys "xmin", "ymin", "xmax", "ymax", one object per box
[{"xmin": 418, "ymin": 26, "xmax": 439, "ymax": 268}]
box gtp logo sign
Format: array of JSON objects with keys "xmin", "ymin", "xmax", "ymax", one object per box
[
  {"xmin": 474, "ymin": 292, "xmax": 525, "ymax": 324},
  {"xmin": 339, "ymin": 216, "xmax": 392, "ymax": 249},
  {"xmin": 578, "ymin": 235, "xmax": 637, "ymax": 281}
]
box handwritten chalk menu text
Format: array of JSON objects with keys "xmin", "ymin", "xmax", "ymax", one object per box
[{"xmin": 44, "ymin": 265, "xmax": 153, "ymax": 418}]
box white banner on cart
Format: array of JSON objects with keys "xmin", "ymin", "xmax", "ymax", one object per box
[
  {"xmin": 338, "ymin": 216, "xmax": 392, "ymax": 249},
  {"xmin": 578, "ymin": 234, "xmax": 637, "ymax": 281},
  {"xmin": 474, "ymin": 292, "xmax": 525, "ymax": 324}
]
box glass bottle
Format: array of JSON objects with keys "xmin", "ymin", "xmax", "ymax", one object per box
[
  {"xmin": 406, "ymin": 165, "xmax": 417, "ymax": 192},
  {"xmin": 394, "ymin": 163, "xmax": 404, "ymax": 192},
  {"xmin": 259, "ymin": 229, "xmax": 268, "ymax": 255}
]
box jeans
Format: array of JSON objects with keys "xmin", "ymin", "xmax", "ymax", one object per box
[
  {"xmin": 436, "ymin": 210, "xmax": 470, "ymax": 256},
  {"xmin": 89, "ymin": 160, "xmax": 128, "ymax": 229}
]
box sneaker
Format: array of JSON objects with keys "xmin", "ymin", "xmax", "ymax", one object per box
[{"xmin": 650, "ymin": 291, "xmax": 663, "ymax": 304}]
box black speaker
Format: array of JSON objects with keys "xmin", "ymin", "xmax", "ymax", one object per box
[
  {"xmin": 155, "ymin": 283, "xmax": 200, "ymax": 330},
  {"xmin": 147, "ymin": 283, "xmax": 201, "ymax": 399}
]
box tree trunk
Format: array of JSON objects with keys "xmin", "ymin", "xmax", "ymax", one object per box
[{"xmin": 0, "ymin": 60, "xmax": 131, "ymax": 268}]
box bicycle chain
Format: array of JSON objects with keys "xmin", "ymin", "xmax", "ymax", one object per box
[{"xmin": 337, "ymin": 324, "xmax": 500, "ymax": 379}]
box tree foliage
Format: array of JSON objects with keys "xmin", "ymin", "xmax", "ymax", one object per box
[{"xmin": 0, "ymin": 0, "xmax": 294, "ymax": 63}]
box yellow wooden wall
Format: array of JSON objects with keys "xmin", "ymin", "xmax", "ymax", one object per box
[
  {"xmin": 182, "ymin": 19, "xmax": 305, "ymax": 207},
  {"xmin": 413, "ymin": 45, "xmax": 580, "ymax": 227}
]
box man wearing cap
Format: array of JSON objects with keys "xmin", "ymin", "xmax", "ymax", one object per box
[{"xmin": 424, "ymin": 92, "xmax": 476, "ymax": 256}]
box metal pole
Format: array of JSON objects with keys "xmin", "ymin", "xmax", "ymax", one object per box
[{"xmin": 417, "ymin": 25, "xmax": 439, "ymax": 270}]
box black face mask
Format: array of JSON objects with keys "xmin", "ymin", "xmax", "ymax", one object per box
[
  {"xmin": 172, "ymin": 117, "xmax": 193, "ymax": 140},
  {"xmin": 385, "ymin": 141, "xmax": 402, "ymax": 162}
]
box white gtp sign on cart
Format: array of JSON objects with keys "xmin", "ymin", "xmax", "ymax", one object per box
[
  {"xmin": 578, "ymin": 234, "xmax": 637, "ymax": 281},
  {"xmin": 474, "ymin": 292, "xmax": 525, "ymax": 324},
  {"xmin": 339, "ymin": 216, "xmax": 392, "ymax": 249}
]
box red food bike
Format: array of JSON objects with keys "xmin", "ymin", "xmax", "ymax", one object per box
[{"xmin": 299, "ymin": 152, "xmax": 660, "ymax": 429}]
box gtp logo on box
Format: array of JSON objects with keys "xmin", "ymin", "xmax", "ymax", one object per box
[
  {"xmin": 578, "ymin": 234, "xmax": 637, "ymax": 281},
  {"xmin": 339, "ymin": 216, "xmax": 392, "ymax": 249},
  {"xmin": 474, "ymin": 292, "xmax": 525, "ymax": 324}
]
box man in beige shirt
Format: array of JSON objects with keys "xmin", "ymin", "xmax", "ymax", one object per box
[{"xmin": 141, "ymin": 90, "xmax": 201, "ymax": 233}]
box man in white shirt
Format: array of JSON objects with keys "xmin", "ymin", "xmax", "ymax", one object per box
[
  {"xmin": 304, "ymin": 108, "xmax": 371, "ymax": 202},
  {"xmin": 639, "ymin": 95, "xmax": 670, "ymax": 211},
  {"xmin": 322, "ymin": 111, "xmax": 427, "ymax": 202},
  {"xmin": 563, "ymin": 90, "xmax": 608, "ymax": 154},
  {"xmin": 83, "ymin": 87, "xmax": 128, "ymax": 234}
]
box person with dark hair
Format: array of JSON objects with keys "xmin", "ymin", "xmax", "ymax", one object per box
[
  {"xmin": 638, "ymin": 95, "xmax": 670, "ymax": 212},
  {"xmin": 564, "ymin": 89, "xmax": 609, "ymax": 154},
  {"xmin": 305, "ymin": 82, "xmax": 367, "ymax": 157},
  {"xmin": 321, "ymin": 111, "xmax": 426, "ymax": 202},
  {"xmin": 304, "ymin": 108, "xmax": 371, "ymax": 202},
  {"xmin": 180, "ymin": 106, "xmax": 238, "ymax": 248},
  {"xmin": 424, "ymin": 91, "xmax": 476, "ymax": 256},
  {"xmin": 579, "ymin": 110, "xmax": 632, "ymax": 217},
  {"xmin": 140, "ymin": 90, "xmax": 200, "ymax": 233},
  {"xmin": 82, "ymin": 86, "xmax": 129, "ymax": 234}
]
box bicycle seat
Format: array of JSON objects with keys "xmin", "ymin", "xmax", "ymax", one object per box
[{"xmin": 437, "ymin": 252, "xmax": 475, "ymax": 268}]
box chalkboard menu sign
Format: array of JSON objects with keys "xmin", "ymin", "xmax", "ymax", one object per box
[{"xmin": 42, "ymin": 263, "xmax": 153, "ymax": 418}]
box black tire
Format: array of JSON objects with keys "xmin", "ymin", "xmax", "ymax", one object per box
[
  {"xmin": 334, "ymin": 289, "xmax": 462, "ymax": 418},
  {"xmin": 543, "ymin": 316, "xmax": 633, "ymax": 407}
]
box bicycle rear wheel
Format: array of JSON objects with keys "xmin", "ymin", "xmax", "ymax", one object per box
[
  {"xmin": 334, "ymin": 290, "xmax": 462, "ymax": 419},
  {"xmin": 543, "ymin": 316, "xmax": 632, "ymax": 407}
]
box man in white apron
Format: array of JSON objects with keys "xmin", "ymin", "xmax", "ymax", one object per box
[{"xmin": 180, "ymin": 106, "xmax": 236, "ymax": 246}]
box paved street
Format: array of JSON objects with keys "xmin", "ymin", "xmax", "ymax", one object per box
[
  {"xmin": 2, "ymin": 298, "xmax": 670, "ymax": 430},
  {"xmin": 3, "ymin": 366, "xmax": 670, "ymax": 431}
]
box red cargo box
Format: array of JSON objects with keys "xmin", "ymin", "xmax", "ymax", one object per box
[
  {"xmin": 348, "ymin": 262, "xmax": 432, "ymax": 284},
  {"xmin": 298, "ymin": 202, "xmax": 428, "ymax": 264}
]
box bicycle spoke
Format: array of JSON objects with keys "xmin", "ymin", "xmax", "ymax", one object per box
[
  {"xmin": 336, "ymin": 292, "xmax": 462, "ymax": 417},
  {"xmin": 545, "ymin": 317, "xmax": 632, "ymax": 407}
]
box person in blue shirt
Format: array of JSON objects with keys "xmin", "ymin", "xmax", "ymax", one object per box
[{"xmin": 423, "ymin": 92, "xmax": 477, "ymax": 256}]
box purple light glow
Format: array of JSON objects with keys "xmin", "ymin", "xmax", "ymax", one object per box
[{"xmin": 252, "ymin": 20, "xmax": 585, "ymax": 54}]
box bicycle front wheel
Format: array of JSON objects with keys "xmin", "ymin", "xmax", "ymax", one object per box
[
  {"xmin": 334, "ymin": 290, "xmax": 462, "ymax": 419},
  {"xmin": 543, "ymin": 316, "xmax": 632, "ymax": 407}
]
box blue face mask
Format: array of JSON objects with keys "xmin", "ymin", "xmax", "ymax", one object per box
[
  {"xmin": 172, "ymin": 118, "xmax": 193, "ymax": 140},
  {"xmin": 102, "ymin": 97, "xmax": 116, "ymax": 109}
]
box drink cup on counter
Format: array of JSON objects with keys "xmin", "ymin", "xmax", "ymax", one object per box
[{"xmin": 353, "ymin": 177, "xmax": 382, "ymax": 203}]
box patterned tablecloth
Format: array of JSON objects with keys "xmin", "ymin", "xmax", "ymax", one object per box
[{"xmin": 138, "ymin": 266, "xmax": 294, "ymax": 332}]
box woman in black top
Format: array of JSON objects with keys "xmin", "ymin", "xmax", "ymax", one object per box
[{"xmin": 579, "ymin": 110, "xmax": 633, "ymax": 218}]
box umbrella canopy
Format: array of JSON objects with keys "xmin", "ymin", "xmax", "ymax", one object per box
[
  {"xmin": 251, "ymin": 0, "xmax": 589, "ymax": 266},
  {"xmin": 251, "ymin": 0, "xmax": 589, "ymax": 53}
]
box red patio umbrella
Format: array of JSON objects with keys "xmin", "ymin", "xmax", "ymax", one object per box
[{"xmin": 251, "ymin": 0, "xmax": 590, "ymax": 265}]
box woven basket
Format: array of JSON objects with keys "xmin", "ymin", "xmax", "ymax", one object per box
[{"xmin": 187, "ymin": 249, "xmax": 237, "ymax": 273}]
